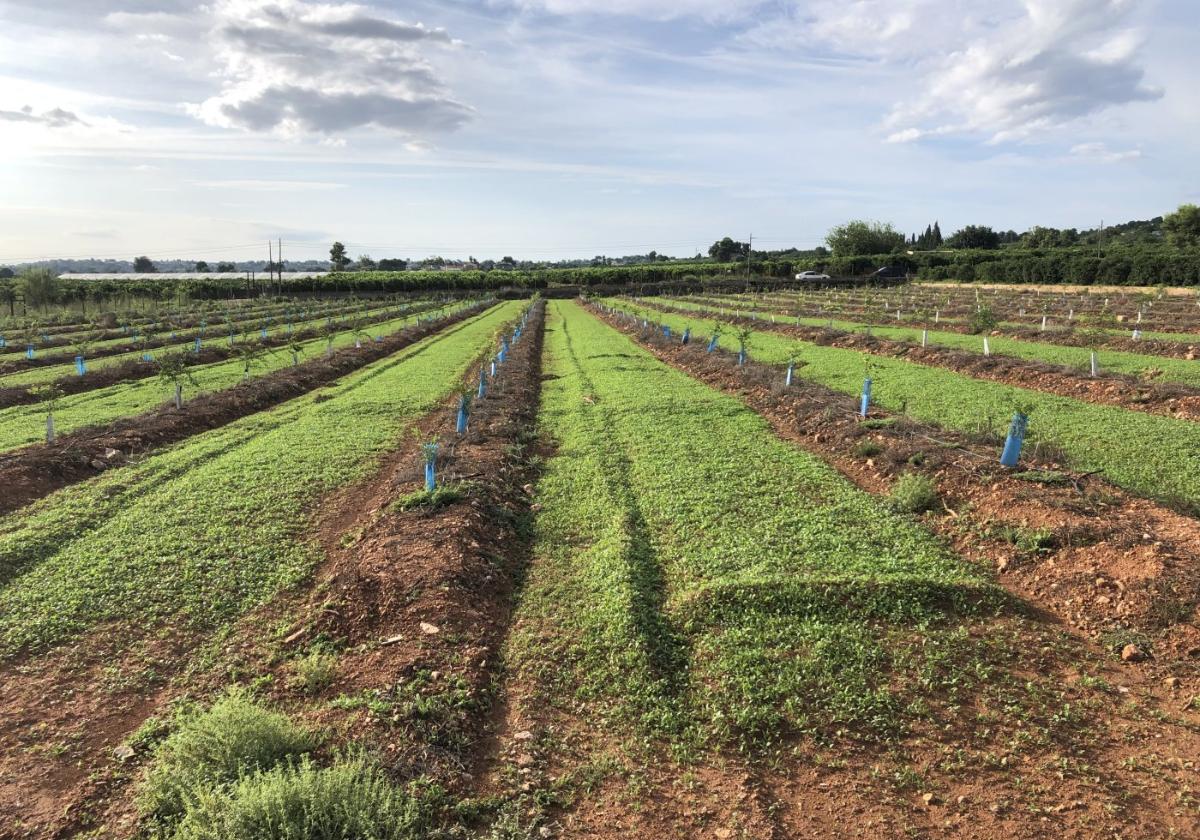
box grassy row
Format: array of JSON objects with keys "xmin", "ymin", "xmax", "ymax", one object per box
[
  {"xmin": 659, "ymin": 295, "xmax": 1200, "ymax": 387},
  {"xmin": 0, "ymin": 298, "xmax": 417, "ymax": 381},
  {"xmin": 608, "ymin": 298, "xmax": 1200, "ymax": 513},
  {"xmin": 505, "ymin": 301, "xmax": 1002, "ymax": 746},
  {"xmin": 0, "ymin": 301, "xmax": 469, "ymax": 453},
  {"xmin": 739, "ymin": 290, "xmax": 1200, "ymax": 345},
  {"xmin": 0, "ymin": 301, "xmax": 522, "ymax": 658},
  {"xmin": 0, "ymin": 296, "xmax": 318, "ymax": 363}
]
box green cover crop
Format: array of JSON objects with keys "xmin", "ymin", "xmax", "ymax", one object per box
[
  {"xmin": 0, "ymin": 302, "xmax": 466, "ymax": 453},
  {"xmin": 0, "ymin": 299, "xmax": 419, "ymax": 388},
  {"xmin": 505, "ymin": 302, "xmax": 1003, "ymax": 745},
  {"xmin": 0, "ymin": 302, "xmax": 522, "ymax": 658},
  {"xmin": 660, "ymin": 296, "xmax": 1200, "ymax": 388},
  {"xmin": 610, "ymin": 298, "xmax": 1200, "ymax": 513}
]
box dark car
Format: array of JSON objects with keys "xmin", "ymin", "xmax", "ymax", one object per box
[{"xmin": 870, "ymin": 265, "xmax": 908, "ymax": 280}]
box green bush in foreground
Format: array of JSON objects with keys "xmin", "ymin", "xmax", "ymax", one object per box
[
  {"xmin": 172, "ymin": 758, "xmax": 425, "ymax": 840},
  {"xmin": 138, "ymin": 689, "xmax": 316, "ymax": 822},
  {"xmin": 887, "ymin": 473, "xmax": 940, "ymax": 514}
]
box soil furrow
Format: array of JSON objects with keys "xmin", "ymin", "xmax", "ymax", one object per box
[
  {"xmin": 0, "ymin": 302, "xmax": 489, "ymax": 516},
  {"xmin": 0, "ymin": 302, "xmax": 544, "ymax": 839},
  {"xmin": 641, "ymin": 298, "xmax": 1200, "ymax": 421}
]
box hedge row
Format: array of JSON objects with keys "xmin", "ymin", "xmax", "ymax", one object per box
[
  {"xmin": 7, "ymin": 248, "xmax": 1200, "ymax": 304},
  {"xmin": 915, "ymin": 253, "xmax": 1200, "ymax": 286}
]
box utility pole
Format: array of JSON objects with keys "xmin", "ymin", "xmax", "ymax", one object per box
[
  {"xmin": 267, "ymin": 240, "xmax": 273, "ymax": 298},
  {"xmin": 1098, "ymin": 220, "xmax": 1104, "ymax": 257},
  {"xmin": 746, "ymin": 233, "xmax": 753, "ymax": 279}
]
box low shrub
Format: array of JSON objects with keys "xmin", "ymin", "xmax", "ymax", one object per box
[
  {"xmin": 853, "ymin": 439, "xmax": 883, "ymax": 458},
  {"xmin": 137, "ymin": 689, "xmax": 316, "ymax": 823},
  {"xmin": 887, "ymin": 474, "xmax": 939, "ymax": 514},
  {"xmin": 172, "ymin": 758, "xmax": 426, "ymax": 840}
]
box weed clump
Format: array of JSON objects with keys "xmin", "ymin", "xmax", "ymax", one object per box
[
  {"xmin": 887, "ymin": 473, "xmax": 939, "ymax": 514},
  {"xmin": 171, "ymin": 758, "xmax": 425, "ymax": 840},
  {"xmin": 853, "ymin": 439, "xmax": 883, "ymax": 458},
  {"xmin": 1012, "ymin": 469, "xmax": 1071, "ymax": 486},
  {"xmin": 391, "ymin": 484, "xmax": 466, "ymax": 512},
  {"xmin": 291, "ymin": 649, "xmax": 338, "ymax": 695},
  {"xmin": 137, "ymin": 689, "xmax": 316, "ymax": 823}
]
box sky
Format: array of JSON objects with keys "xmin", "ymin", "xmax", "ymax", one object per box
[{"xmin": 0, "ymin": 0, "xmax": 1196, "ymax": 263}]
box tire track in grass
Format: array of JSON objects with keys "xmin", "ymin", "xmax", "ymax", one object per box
[
  {"xmin": 556, "ymin": 314, "xmax": 690, "ymax": 703},
  {"xmin": 492, "ymin": 302, "xmax": 1044, "ymax": 837}
]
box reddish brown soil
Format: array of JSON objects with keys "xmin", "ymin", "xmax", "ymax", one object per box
[
  {"xmin": 0, "ymin": 629, "xmax": 199, "ymax": 838},
  {"xmin": 0, "ymin": 303, "xmax": 488, "ymax": 517},
  {"xmin": 586, "ymin": 306, "xmax": 1200, "ymax": 839},
  {"xmin": 646, "ymin": 299, "xmax": 1200, "ymax": 422},
  {"xmin": 689, "ymin": 292, "xmax": 1200, "ymax": 361},
  {"xmin": 0, "ymin": 302, "xmax": 545, "ymax": 839}
]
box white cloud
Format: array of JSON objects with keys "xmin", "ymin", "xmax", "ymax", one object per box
[
  {"xmin": 0, "ymin": 105, "xmax": 86, "ymax": 128},
  {"xmin": 883, "ymin": 0, "xmax": 1161, "ymax": 143},
  {"xmin": 189, "ymin": 0, "xmax": 473, "ymax": 137},
  {"xmin": 191, "ymin": 179, "xmax": 347, "ymax": 191},
  {"xmin": 502, "ymin": 0, "xmax": 759, "ymax": 21},
  {"xmin": 1069, "ymin": 142, "xmax": 1142, "ymax": 162},
  {"xmin": 507, "ymin": 0, "xmax": 1162, "ymax": 148}
]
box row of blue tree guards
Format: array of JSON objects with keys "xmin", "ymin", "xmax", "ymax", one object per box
[
  {"xmin": 425, "ymin": 305, "xmax": 534, "ymax": 492},
  {"xmin": 611, "ymin": 302, "xmax": 1033, "ymax": 471}
]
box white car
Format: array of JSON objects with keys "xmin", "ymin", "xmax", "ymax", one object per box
[{"xmin": 795, "ymin": 270, "xmax": 831, "ymax": 280}]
